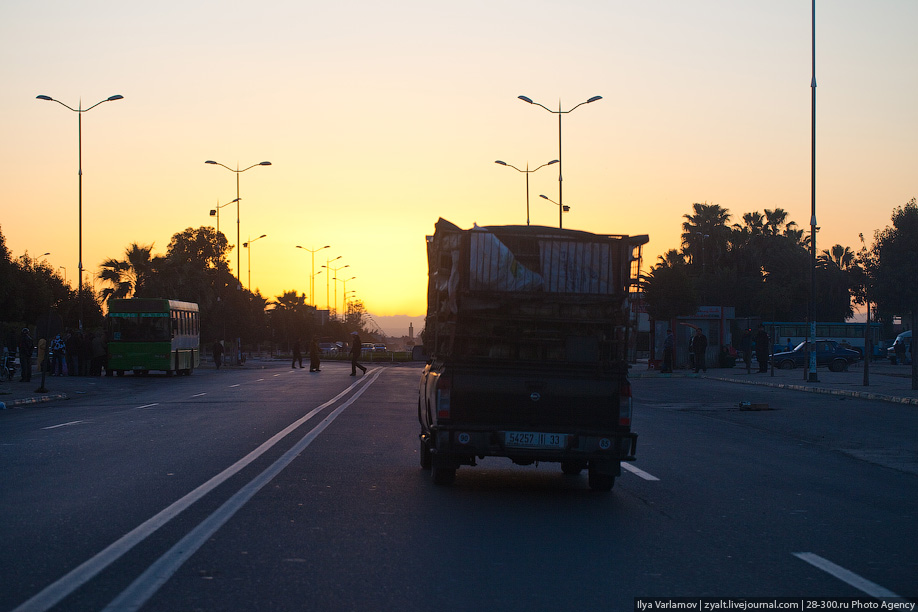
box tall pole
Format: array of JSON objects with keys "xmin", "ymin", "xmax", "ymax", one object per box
[
  {"xmin": 243, "ymin": 234, "xmax": 266, "ymax": 292},
  {"xmin": 36, "ymin": 93, "xmax": 123, "ymax": 330},
  {"xmin": 205, "ymin": 160, "xmax": 272, "ymax": 287},
  {"xmin": 494, "ymin": 159, "xmax": 558, "ymax": 225},
  {"xmin": 808, "ymin": 0, "xmax": 819, "ymax": 382},
  {"xmin": 296, "ymin": 245, "xmax": 330, "ymax": 306}
]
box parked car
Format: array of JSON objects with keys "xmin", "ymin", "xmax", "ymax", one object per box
[
  {"xmin": 770, "ymin": 340, "xmax": 860, "ymax": 372},
  {"xmin": 361, "ymin": 342, "xmax": 375, "ymax": 355},
  {"xmin": 318, "ymin": 342, "xmax": 338, "ymax": 357},
  {"xmin": 887, "ymin": 330, "xmax": 912, "ymax": 365},
  {"xmin": 373, "ymin": 343, "xmax": 387, "ymax": 353}
]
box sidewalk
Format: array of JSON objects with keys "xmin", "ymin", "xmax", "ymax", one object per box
[{"xmin": 632, "ymin": 360, "xmax": 918, "ymax": 406}]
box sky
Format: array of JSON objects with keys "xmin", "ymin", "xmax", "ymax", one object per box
[{"xmin": 2, "ymin": 0, "xmax": 915, "ymax": 336}]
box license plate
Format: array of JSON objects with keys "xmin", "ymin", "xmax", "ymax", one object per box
[{"xmin": 505, "ymin": 431, "xmax": 567, "ymax": 449}]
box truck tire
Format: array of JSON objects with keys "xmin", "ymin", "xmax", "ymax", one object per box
[
  {"xmin": 419, "ymin": 437, "xmax": 432, "ymax": 470},
  {"xmin": 431, "ymin": 463, "xmax": 456, "ymax": 486},
  {"xmin": 561, "ymin": 460, "xmax": 585, "ymax": 475},
  {"xmin": 588, "ymin": 466, "xmax": 615, "ymax": 492}
]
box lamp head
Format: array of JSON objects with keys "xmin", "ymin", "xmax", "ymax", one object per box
[
  {"xmin": 259, "ymin": 161, "xmax": 272, "ymax": 166},
  {"xmin": 36, "ymin": 95, "xmax": 53, "ymax": 101},
  {"xmin": 107, "ymin": 95, "xmax": 124, "ymax": 101},
  {"xmin": 518, "ymin": 95, "xmax": 533, "ymax": 104},
  {"xmin": 562, "ymin": 205, "xmax": 570, "ymax": 212},
  {"xmin": 539, "ymin": 194, "xmax": 549, "ymax": 200},
  {"xmin": 547, "ymin": 159, "xmax": 559, "ymax": 165},
  {"xmin": 210, "ymin": 210, "xmax": 217, "ymax": 216},
  {"xmin": 586, "ymin": 95, "xmax": 602, "ymax": 103},
  {"xmin": 494, "ymin": 160, "xmax": 507, "ymax": 166},
  {"xmin": 205, "ymin": 160, "xmax": 217, "ymax": 165}
]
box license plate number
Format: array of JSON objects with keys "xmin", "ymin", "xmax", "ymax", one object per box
[{"xmin": 505, "ymin": 431, "xmax": 566, "ymax": 449}]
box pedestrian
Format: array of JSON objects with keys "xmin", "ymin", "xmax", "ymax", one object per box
[
  {"xmin": 349, "ymin": 332, "xmax": 367, "ymax": 376},
  {"xmin": 212, "ymin": 340, "xmax": 224, "ymax": 370},
  {"xmin": 66, "ymin": 330, "xmax": 80, "ymax": 376},
  {"xmin": 90, "ymin": 331, "xmax": 106, "ymax": 376},
  {"xmin": 309, "ymin": 338, "xmax": 321, "ymax": 372},
  {"xmin": 50, "ymin": 333, "xmax": 65, "ymax": 376},
  {"xmin": 292, "ymin": 339, "xmax": 303, "ymax": 369},
  {"xmin": 18, "ymin": 328, "xmax": 33, "ymax": 382},
  {"xmin": 754, "ymin": 325, "xmax": 770, "ymax": 373},
  {"xmin": 739, "ymin": 329, "xmax": 753, "ymax": 374},
  {"xmin": 661, "ymin": 329, "xmax": 674, "ymax": 373},
  {"xmin": 691, "ymin": 327, "xmax": 708, "ymax": 373}
]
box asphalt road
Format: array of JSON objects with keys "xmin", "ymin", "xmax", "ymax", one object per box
[{"xmin": 0, "ymin": 362, "xmax": 914, "ymax": 611}]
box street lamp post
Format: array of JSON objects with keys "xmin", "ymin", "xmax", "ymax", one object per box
[
  {"xmin": 324, "ymin": 263, "xmax": 349, "ymax": 319},
  {"xmin": 59, "ymin": 266, "xmax": 67, "ymax": 283},
  {"xmin": 807, "ymin": 0, "xmax": 819, "ymax": 382},
  {"xmin": 518, "ymin": 94, "xmax": 601, "ymax": 227},
  {"xmin": 205, "ymin": 160, "xmax": 272, "ymax": 286},
  {"xmin": 36, "ymin": 93, "xmax": 124, "ymax": 330},
  {"xmin": 538, "ymin": 194, "xmax": 571, "ymax": 229},
  {"xmin": 242, "ymin": 234, "xmax": 267, "ymax": 292},
  {"xmin": 336, "ymin": 276, "xmax": 356, "ymax": 321},
  {"xmin": 494, "ymin": 159, "xmax": 559, "ymax": 225},
  {"xmin": 296, "ymin": 245, "xmax": 330, "ymax": 306},
  {"xmin": 209, "ymin": 197, "xmax": 240, "ymax": 236}
]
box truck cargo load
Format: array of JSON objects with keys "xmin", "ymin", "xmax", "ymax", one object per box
[{"xmin": 418, "ymin": 219, "xmax": 648, "ymax": 491}]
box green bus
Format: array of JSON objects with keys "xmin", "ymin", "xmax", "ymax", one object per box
[{"xmin": 106, "ymin": 299, "xmax": 200, "ymax": 376}]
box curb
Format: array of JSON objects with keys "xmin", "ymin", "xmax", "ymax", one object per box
[
  {"xmin": 706, "ymin": 375, "xmax": 918, "ymax": 406},
  {"xmin": 1, "ymin": 393, "xmax": 69, "ymax": 409}
]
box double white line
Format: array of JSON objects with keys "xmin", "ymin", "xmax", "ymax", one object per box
[{"xmin": 13, "ymin": 369, "xmax": 383, "ymax": 612}]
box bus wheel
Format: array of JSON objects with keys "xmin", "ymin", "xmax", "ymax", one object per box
[{"xmin": 117, "ymin": 370, "xmax": 125, "ymax": 377}]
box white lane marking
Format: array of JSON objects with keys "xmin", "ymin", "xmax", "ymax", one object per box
[
  {"xmin": 621, "ymin": 462, "xmax": 660, "ymax": 481},
  {"xmin": 102, "ymin": 368, "xmax": 384, "ymax": 612},
  {"xmin": 10, "ymin": 372, "xmax": 379, "ymax": 612},
  {"xmin": 190, "ymin": 393, "xmax": 206, "ymax": 398},
  {"xmin": 229, "ymin": 384, "xmax": 241, "ymax": 388},
  {"xmin": 793, "ymin": 552, "xmax": 902, "ymax": 599},
  {"xmin": 256, "ymin": 378, "xmax": 265, "ymax": 382},
  {"xmin": 137, "ymin": 404, "xmax": 159, "ymax": 410},
  {"xmin": 42, "ymin": 421, "xmax": 86, "ymax": 430}
]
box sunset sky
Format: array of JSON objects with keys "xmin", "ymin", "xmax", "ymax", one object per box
[{"xmin": 3, "ymin": 1, "xmax": 915, "ymax": 335}]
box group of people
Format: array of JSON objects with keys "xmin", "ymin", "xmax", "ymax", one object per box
[
  {"xmin": 661, "ymin": 324, "xmax": 772, "ymax": 374},
  {"xmin": 214, "ymin": 332, "xmax": 368, "ymax": 376},
  {"xmin": 14, "ymin": 327, "xmax": 108, "ymax": 382}
]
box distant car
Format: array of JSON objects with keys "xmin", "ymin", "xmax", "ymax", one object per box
[
  {"xmin": 770, "ymin": 340, "xmax": 861, "ymax": 372},
  {"xmin": 361, "ymin": 342, "xmax": 374, "ymax": 355},
  {"xmin": 373, "ymin": 343, "xmax": 387, "ymax": 353},
  {"xmin": 318, "ymin": 342, "xmax": 338, "ymax": 357},
  {"xmin": 887, "ymin": 330, "xmax": 912, "ymax": 365}
]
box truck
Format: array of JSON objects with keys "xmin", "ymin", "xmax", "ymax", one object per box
[{"xmin": 418, "ymin": 219, "xmax": 648, "ymax": 491}]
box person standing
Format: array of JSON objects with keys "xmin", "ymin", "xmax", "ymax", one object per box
[
  {"xmin": 292, "ymin": 339, "xmax": 303, "ymax": 369},
  {"xmin": 754, "ymin": 325, "xmax": 770, "ymax": 373},
  {"xmin": 739, "ymin": 328, "xmax": 753, "ymax": 374},
  {"xmin": 661, "ymin": 329, "xmax": 674, "ymax": 373},
  {"xmin": 18, "ymin": 328, "xmax": 33, "ymax": 382},
  {"xmin": 691, "ymin": 327, "xmax": 708, "ymax": 373},
  {"xmin": 90, "ymin": 331, "xmax": 107, "ymax": 376},
  {"xmin": 309, "ymin": 338, "xmax": 321, "ymax": 372},
  {"xmin": 50, "ymin": 333, "xmax": 65, "ymax": 376},
  {"xmin": 212, "ymin": 340, "xmax": 224, "ymax": 370},
  {"xmin": 349, "ymin": 332, "xmax": 367, "ymax": 376}
]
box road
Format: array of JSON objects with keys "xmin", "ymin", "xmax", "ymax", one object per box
[{"xmin": 1, "ymin": 361, "xmax": 915, "ymax": 611}]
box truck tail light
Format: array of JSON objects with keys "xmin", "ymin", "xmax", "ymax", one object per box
[
  {"xmin": 436, "ymin": 374, "xmax": 452, "ymax": 419},
  {"xmin": 619, "ymin": 382, "xmax": 632, "ymax": 426}
]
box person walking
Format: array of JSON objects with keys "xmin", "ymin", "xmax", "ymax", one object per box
[
  {"xmin": 754, "ymin": 325, "xmax": 770, "ymax": 373},
  {"xmin": 309, "ymin": 338, "xmax": 321, "ymax": 372},
  {"xmin": 292, "ymin": 339, "xmax": 303, "ymax": 369},
  {"xmin": 18, "ymin": 328, "xmax": 32, "ymax": 382},
  {"xmin": 50, "ymin": 333, "xmax": 66, "ymax": 376},
  {"xmin": 349, "ymin": 332, "xmax": 366, "ymax": 376},
  {"xmin": 691, "ymin": 327, "xmax": 708, "ymax": 373},
  {"xmin": 661, "ymin": 329, "xmax": 674, "ymax": 373},
  {"xmin": 212, "ymin": 340, "xmax": 224, "ymax": 370}
]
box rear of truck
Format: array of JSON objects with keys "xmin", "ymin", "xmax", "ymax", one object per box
[{"xmin": 418, "ymin": 219, "xmax": 647, "ymax": 491}]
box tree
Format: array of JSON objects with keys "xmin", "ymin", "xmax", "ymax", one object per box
[
  {"xmin": 642, "ymin": 261, "xmax": 698, "ymax": 323},
  {"xmin": 681, "ymin": 202, "xmax": 731, "ymax": 272},
  {"xmin": 98, "ymin": 243, "xmax": 155, "ymax": 303},
  {"xmin": 870, "ymin": 198, "xmax": 918, "ymax": 389}
]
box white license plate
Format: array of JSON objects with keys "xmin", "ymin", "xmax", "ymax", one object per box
[{"xmin": 505, "ymin": 431, "xmax": 567, "ymax": 449}]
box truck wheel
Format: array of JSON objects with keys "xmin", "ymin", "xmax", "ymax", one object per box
[
  {"xmin": 561, "ymin": 460, "xmax": 585, "ymax": 475},
  {"xmin": 419, "ymin": 437, "xmax": 431, "ymax": 470},
  {"xmin": 431, "ymin": 463, "xmax": 456, "ymax": 486},
  {"xmin": 588, "ymin": 467, "xmax": 615, "ymax": 492}
]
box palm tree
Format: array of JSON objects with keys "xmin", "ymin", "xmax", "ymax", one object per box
[
  {"xmin": 98, "ymin": 243, "xmax": 155, "ymax": 303},
  {"xmin": 681, "ymin": 202, "xmax": 731, "ymax": 269},
  {"xmin": 819, "ymin": 244, "xmax": 856, "ymax": 270},
  {"xmin": 763, "ymin": 208, "xmax": 790, "ymax": 236}
]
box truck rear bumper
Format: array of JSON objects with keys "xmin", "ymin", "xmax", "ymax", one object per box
[{"xmin": 429, "ymin": 427, "xmax": 637, "ymax": 469}]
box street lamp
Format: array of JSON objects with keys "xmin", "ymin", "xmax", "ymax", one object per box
[
  {"xmin": 494, "ymin": 159, "xmax": 559, "ymax": 225},
  {"xmin": 324, "ymin": 262, "xmax": 349, "ymax": 318},
  {"xmin": 59, "ymin": 266, "xmax": 67, "ymax": 282},
  {"xmin": 205, "ymin": 160, "xmax": 272, "ymax": 285},
  {"xmin": 37, "ymin": 93, "xmax": 124, "ymax": 330},
  {"xmin": 241, "ymin": 234, "xmax": 267, "ymax": 292},
  {"xmin": 518, "ymin": 94, "xmax": 601, "ymax": 227},
  {"xmin": 296, "ymin": 245, "xmax": 331, "ymax": 306},
  {"xmin": 807, "ymin": 0, "xmax": 819, "ymax": 383},
  {"xmin": 538, "ymin": 194, "xmax": 571, "ymax": 229},
  {"xmin": 209, "ymin": 197, "xmax": 240, "ymax": 236},
  {"xmin": 336, "ymin": 276, "xmax": 356, "ymax": 320}
]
